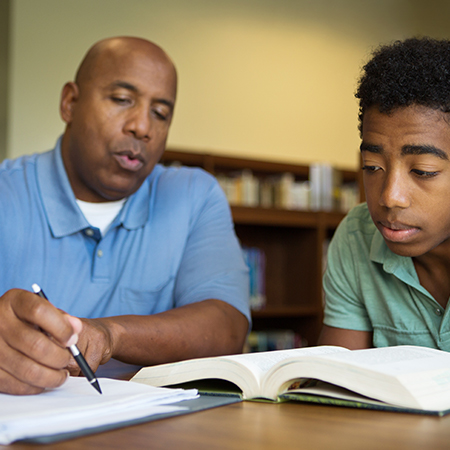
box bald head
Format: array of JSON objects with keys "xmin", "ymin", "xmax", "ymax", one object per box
[
  {"xmin": 59, "ymin": 36, "xmax": 178, "ymax": 202},
  {"xmin": 75, "ymin": 37, "xmax": 177, "ymax": 95}
]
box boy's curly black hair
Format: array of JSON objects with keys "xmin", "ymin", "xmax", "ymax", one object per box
[{"xmin": 355, "ymin": 37, "xmax": 450, "ymax": 134}]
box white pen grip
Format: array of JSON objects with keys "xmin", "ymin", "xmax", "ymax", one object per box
[{"xmin": 69, "ymin": 344, "xmax": 80, "ymax": 357}]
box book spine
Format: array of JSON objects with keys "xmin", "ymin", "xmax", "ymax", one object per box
[{"xmin": 242, "ymin": 246, "xmax": 266, "ymax": 311}]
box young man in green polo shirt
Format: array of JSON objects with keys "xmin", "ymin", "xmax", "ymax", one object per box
[{"xmin": 319, "ymin": 37, "xmax": 450, "ymax": 351}]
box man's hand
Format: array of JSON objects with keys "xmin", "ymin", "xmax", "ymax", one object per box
[
  {"xmin": 65, "ymin": 318, "xmax": 114, "ymax": 376},
  {"xmin": 66, "ymin": 299, "xmax": 249, "ymax": 375},
  {"xmin": 0, "ymin": 289, "xmax": 82, "ymax": 395},
  {"xmin": 71, "ymin": 300, "xmax": 249, "ymax": 370}
]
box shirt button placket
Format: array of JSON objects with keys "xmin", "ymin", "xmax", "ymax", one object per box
[{"xmin": 92, "ymin": 246, "xmax": 109, "ymax": 282}]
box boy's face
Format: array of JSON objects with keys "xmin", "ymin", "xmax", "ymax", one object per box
[{"xmin": 361, "ymin": 105, "xmax": 450, "ymax": 258}]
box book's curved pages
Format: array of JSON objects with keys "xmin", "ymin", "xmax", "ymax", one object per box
[
  {"xmin": 279, "ymin": 382, "xmax": 449, "ymax": 416},
  {"xmin": 131, "ymin": 345, "xmax": 450, "ymax": 415},
  {"xmin": 133, "ymin": 346, "xmax": 345, "ymax": 400}
]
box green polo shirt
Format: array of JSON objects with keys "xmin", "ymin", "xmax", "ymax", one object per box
[{"xmin": 323, "ymin": 202, "xmax": 450, "ymax": 351}]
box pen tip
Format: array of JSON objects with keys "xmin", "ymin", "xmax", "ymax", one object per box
[
  {"xmin": 31, "ymin": 283, "xmax": 40, "ymax": 293},
  {"xmin": 92, "ymin": 380, "xmax": 102, "ymax": 394}
]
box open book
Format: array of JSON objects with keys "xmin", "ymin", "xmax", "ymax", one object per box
[{"xmin": 131, "ymin": 345, "xmax": 450, "ymax": 415}]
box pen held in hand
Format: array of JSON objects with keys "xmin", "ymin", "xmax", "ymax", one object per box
[{"xmin": 31, "ymin": 283, "xmax": 102, "ymax": 394}]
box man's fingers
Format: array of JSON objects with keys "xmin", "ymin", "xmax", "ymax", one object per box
[
  {"xmin": 0, "ymin": 341, "xmax": 69, "ymax": 393},
  {"xmin": 65, "ymin": 318, "xmax": 111, "ymax": 375},
  {"xmin": 0, "ymin": 289, "xmax": 79, "ymax": 394},
  {"xmin": 66, "ymin": 315, "xmax": 83, "ymax": 340},
  {"xmin": 0, "ymin": 291, "xmax": 73, "ymax": 369},
  {"xmin": 0, "ymin": 367, "xmax": 45, "ymax": 395},
  {"xmin": 2, "ymin": 323, "xmax": 72, "ymax": 369},
  {"xmin": 11, "ymin": 289, "xmax": 79, "ymax": 348}
]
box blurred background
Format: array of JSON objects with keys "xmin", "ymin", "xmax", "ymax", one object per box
[{"xmin": 1, "ymin": 0, "xmax": 450, "ymax": 169}]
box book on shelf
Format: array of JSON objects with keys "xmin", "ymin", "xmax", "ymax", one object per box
[
  {"xmin": 131, "ymin": 345, "xmax": 450, "ymax": 416},
  {"xmin": 216, "ymin": 170, "xmax": 259, "ymax": 207},
  {"xmin": 216, "ymin": 167, "xmax": 359, "ymax": 212},
  {"xmin": 242, "ymin": 246, "xmax": 266, "ymax": 311},
  {"xmin": 245, "ymin": 330, "xmax": 306, "ymax": 353},
  {"xmin": 309, "ymin": 162, "xmax": 346, "ymax": 211}
]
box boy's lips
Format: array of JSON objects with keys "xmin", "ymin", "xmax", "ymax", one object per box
[{"xmin": 378, "ymin": 220, "xmax": 420, "ymax": 243}]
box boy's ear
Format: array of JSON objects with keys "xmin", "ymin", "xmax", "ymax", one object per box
[{"xmin": 60, "ymin": 82, "xmax": 80, "ymax": 124}]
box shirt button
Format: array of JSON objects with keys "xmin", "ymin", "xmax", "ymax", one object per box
[
  {"xmin": 97, "ymin": 249, "xmax": 103, "ymax": 258},
  {"xmin": 435, "ymin": 308, "xmax": 443, "ymax": 316},
  {"xmin": 85, "ymin": 229, "xmax": 94, "ymax": 236}
]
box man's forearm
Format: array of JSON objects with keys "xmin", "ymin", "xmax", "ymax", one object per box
[{"xmin": 80, "ymin": 300, "xmax": 249, "ymax": 370}]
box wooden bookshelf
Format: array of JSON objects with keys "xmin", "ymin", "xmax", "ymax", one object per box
[{"xmin": 161, "ymin": 149, "xmax": 360, "ymax": 346}]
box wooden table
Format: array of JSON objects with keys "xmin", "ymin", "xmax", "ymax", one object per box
[{"xmin": 3, "ymin": 361, "xmax": 450, "ymax": 450}]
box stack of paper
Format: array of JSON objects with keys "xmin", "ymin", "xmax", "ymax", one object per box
[{"xmin": 0, "ymin": 377, "xmax": 198, "ymax": 444}]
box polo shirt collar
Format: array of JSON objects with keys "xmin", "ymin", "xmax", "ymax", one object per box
[
  {"xmin": 37, "ymin": 138, "xmax": 153, "ymax": 237},
  {"xmin": 117, "ymin": 171, "xmax": 156, "ymax": 230},
  {"xmin": 120, "ymin": 164, "xmax": 162, "ymax": 230},
  {"xmin": 37, "ymin": 139, "xmax": 89, "ymax": 237},
  {"xmin": 369, "ymin": 228, "xmax": 423, "ymax": 289}
]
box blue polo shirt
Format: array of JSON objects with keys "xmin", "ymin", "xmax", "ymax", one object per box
[{"xmin": 0, "ymin": 140, "xmax": 250, "ymax": 322}]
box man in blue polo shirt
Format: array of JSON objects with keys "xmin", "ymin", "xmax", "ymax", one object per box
[
  {"xmin": 0, "ymin": 36, "xmax": 250, "ymax": 395},
  {"xmin": 319, "ymin": 37, "xmax": 450, "ymax": 351}
]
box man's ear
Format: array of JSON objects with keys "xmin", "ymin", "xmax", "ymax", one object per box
[{"xmin": 60, "ymin": 82, "xmax": 80, "ymax": 124}]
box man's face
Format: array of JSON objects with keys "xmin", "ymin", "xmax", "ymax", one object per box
[
  {"xmin": 60, "ymin": 46, "xmax": 177, "ymax": 202},
  {"xmin": 361, "ymin": 105, "xmax": 450, "ymax": 258}
]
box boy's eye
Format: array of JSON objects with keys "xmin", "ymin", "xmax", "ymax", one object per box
[
  {"xmin": 361, "ymin": 165, "xmax": 380, "ymax": 173},
  {"xmin": 411, "ymin": 169, "xmax": 439, "ymax": 178}
]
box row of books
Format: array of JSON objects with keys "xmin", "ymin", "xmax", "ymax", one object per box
[
  {"xmin": 242, "ymin": 246, "xmax": 266, "ymax": 311},
  {"xmin": 216, "ymin": 164, "xmax": 359, "ymax": 212},
  {"xmin": 244, "ymin": 330, "xmax": 307, "ymax": 353}
]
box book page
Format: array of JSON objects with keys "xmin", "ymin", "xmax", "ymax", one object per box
[
  {"xmin": 319, "ymin": 346, "xmax": 450, "ymax": 410},
  {"xmin": 222, "ymin": 346, "xmax": 347, "ymax": 382},
  {"xmin": 266, "ymin": 345, "xmax": 450, "ymax": 410},
  {"xmin": 287, "ymin": 381, "xmax": 388, "ymax": 406},
  {"xmin": 219, "ymin": 346, "xmax": 347, "ymax": 399},
  {"xmin": 0, "ymin": 377, "xmax": 198, "ymax": 445},
  {"xmin": 132, "ymin": 346, "xmax": 347, "ymax": 400},
  {"xmin": 315, "ymin": 346, "xmax": 450, "ymax": 379}
]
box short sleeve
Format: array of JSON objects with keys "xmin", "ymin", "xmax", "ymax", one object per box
[
  {"xmin": 173, "ymin": 172, "xmax": 251, "ymax": 323},
  {"xmin": 323, "ymin": 216, "xmax": 373, "ymax": 331}
]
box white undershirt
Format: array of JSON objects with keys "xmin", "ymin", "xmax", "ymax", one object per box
[{"xmin": 76, "ymin": 198, "xmax": 127, "ymax": 236}]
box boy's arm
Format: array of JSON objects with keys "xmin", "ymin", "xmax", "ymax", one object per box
[
  {"xmin": 318, "ymin": 324, "xmax": 372, "ymax": 350},
  {"xmin": 321, "ymin": 207, "xmax": 375, "ymax": 350}
]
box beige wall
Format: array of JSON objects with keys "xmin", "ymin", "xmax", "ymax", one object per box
[
  {"xmin": 0, "ymin": 0, "xmax": 9, "ymax": 161},
  {"xmin": 6, "ymin": 0, "xmax": 450, "ymax": 169}
]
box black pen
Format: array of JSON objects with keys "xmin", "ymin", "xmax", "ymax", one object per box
[{"xmin": 31, "ymin": 283, "xmax": 102, "ymax": 394}]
